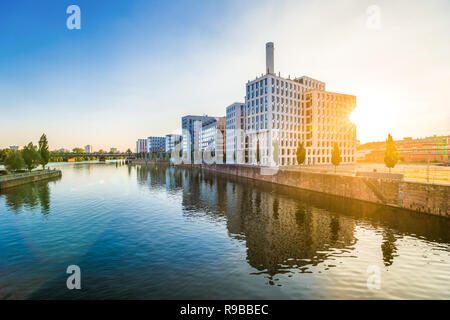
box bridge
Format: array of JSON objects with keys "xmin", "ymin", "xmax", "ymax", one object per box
[
  {"xmin": 58, "ymin": 153, "xmax": 135, "ymax": 157},
  {"xmin": 55, "ymin": 153, "xmax": 136, "ymax": 161}
]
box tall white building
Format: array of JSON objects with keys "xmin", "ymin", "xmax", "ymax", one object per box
[
  {"xmin": 226, "ymin": 102, "xmax": 245, "ymax": 164},
  {"xmin": 244, "ymin": 42, "xmax": 356, "ymax": 166},
  {"xmin": 201, "ymin": 117, "xmax": 226, "ymax": 163},
  {"xmin": 84, "ymin": 145, "xmax": 93, "ymax": 153},
  {"xmin": 165, "ymin": 134, "xmax": 182, "ymax": 153}
]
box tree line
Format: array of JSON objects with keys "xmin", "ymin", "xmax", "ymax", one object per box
[
  {"xmin": 1, "ymin": 134, "xmax": 50, "ymax": 173},
  {"xmin": 275, "ymin": 133, "xmax": 398, "ymax": 172}
]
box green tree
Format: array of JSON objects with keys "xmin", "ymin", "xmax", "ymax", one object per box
[
  {"xmin": 98, "ymin": 149, "xmax": 105, "ymax": 154},
  {"xmin": 73, "ymin": 147, "xmax": 84, "ymax": 154},
  {"xmin": 296, "ymin": 142, "xmax": 306, "ymax": 166},
  {"xmin": 256, "ymin": 140, "xmax": 260, "ymax": 164},
  {"xmin": 38, "ymin": 134, "xmax": 50, "ymax": 170},
  {"xmin": 22, "ymin": 142, "xmax": 41, "ymax": 172},
  {"xmin": 4, "ymin": 150, "xmax": 25, "ymax": 172},
  {"xmin": 331, "ymin": 143, "xmax": 341, "ymax": 173},
  {"xmin": 384, "ymin": 134, "xmax": 398, "ymax": 173},
  {"xmin": 0, "ymin": 148, "xmax": 13, "ymax": 164}
]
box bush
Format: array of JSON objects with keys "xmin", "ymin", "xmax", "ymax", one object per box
[{"xmin": 4, "ymin": 150, "xmax": 25, "ymax": 172}]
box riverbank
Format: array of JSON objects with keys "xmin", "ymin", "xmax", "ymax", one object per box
[
  {"xmin": 0, "ymin": 170, "xmax": 62, "ymax": 190},
  {"xmin": 159, "ymin": 163, "xmax": 447, "ymax": 218},
  {"xmin": 196, "ymin": 164, "xmax": 448, "ymax": 218}
]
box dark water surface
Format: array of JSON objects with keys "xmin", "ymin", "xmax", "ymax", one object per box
[{"xmin": 0, "ymin": 162, "xmax": 449, "ymax": 299}]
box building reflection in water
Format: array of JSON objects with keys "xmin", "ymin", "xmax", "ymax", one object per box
[
  {"xmin": 175, "ymin": 168, "xmax": 358, "ymax": 279},
  {"xmin": 136, "ymin": 165, "xmax": 450, "ymax": 281},
  {"xmin": 0, "ymin": 177, "xmax": 60, "ymax": 215}
]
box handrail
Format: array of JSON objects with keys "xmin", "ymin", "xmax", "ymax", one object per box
[{"xmin": 0, "ymin": 169, "xmax": 60, "ymax": 182}]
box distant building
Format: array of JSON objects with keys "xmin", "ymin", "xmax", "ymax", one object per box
[
  {"xmin": 84, "ymin": 145, "xmax": 93, "ymax": 153},
  {"xmin": 146, "ymin": 136, "xmax": 166, "ymax": 153},
  {"xmin": 165, "ymin": 134, "xmax": 182, "ymax": 153},
  {"xmin": 226, "ymin": 102, "xmax": 246, "ymax": 164},
  {"xmin": 181, "ymin": 115, "xmax": 216, "ymax": 162},
  {"xmin": 9, "ymin": 146, "xmax": 19, "ymax": 150},
  {"xmin": 201, "ymin": 117, "xmax": 226, "ymax": 163},
  {"xmin": 110, "ymin": 148, "xmax": 118, "ymax": 153},
  {"xmin": 57, "ymin": 148, "xmax": 70, "ymax": 153},
  {"xmin": 358, "ymin": 135, "xmax": 449, "ymax": 163},
  {"xmin": 136, "ymin": 139, "xmax": 147, "ymax": 154}
]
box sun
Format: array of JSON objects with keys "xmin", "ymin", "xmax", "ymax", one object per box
[{"xmin": 349, "ymin": 108, "xmax": 362, "ymax": 126}]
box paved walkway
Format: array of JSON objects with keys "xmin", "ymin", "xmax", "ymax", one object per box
[{"xmin": 284, "ymin": 163, "xmax": 450, "ymax": 185}]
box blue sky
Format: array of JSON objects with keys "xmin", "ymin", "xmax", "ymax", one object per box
[{"xmin": 1, "ymin": 0, "xmax": 449, "ymax": 151}]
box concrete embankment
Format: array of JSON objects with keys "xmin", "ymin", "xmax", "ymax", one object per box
[
  {"xmin": 0, "ymin": 170, "xmax": 62, "ymax": 190},
  {"xmin": 198, "ymin": 164, "xmax": 449, "ymax": 218}
]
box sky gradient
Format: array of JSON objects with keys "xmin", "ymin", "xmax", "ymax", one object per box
[{"xmin": 1, "ymin": 0, "xmax": 449, "ymax": 151}]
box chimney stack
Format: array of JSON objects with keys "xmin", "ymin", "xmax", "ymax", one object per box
[{"xmin": 266, "ymin": 42, "xmax": 274, "ymax": 74}]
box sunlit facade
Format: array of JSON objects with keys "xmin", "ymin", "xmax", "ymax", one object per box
[{"xmin": 304, "ymin": 91, "xmax": 356, "ymax": 164}]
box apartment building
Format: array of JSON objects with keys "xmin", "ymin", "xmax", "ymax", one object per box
[
  {"xmin": 136, "ymin": 139, "xmax": 147, "ymax": 154},
  {"xmin": 244, "ymin": 42, "xmax": 356, "ymax": 166},
  {"xmin": 226, "ymin": 102, "xmax": 246, "ymax": 164},
  {"xmin": 201, "ymin": 117, "xmax": 226, "ymax": 163},
  {"xmin": 181, "ymin": 115, "xmax": 216, "ymax": 162},
  {"xmin": 147, "ymin": 136, "xmax": 166, "ymax": 153},
  {"xmin": 303, "ymin": 91, "xmax": 356, "ymax": 164},
  {"xmin": 165, "ymin": 134, "xmax": 182, "ymax": 153},
  {"xmin": 84, "ymin": 145, "xmax": 93, "ymax": 153}
]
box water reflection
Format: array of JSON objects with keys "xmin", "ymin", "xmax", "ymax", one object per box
[
  {"xmin": 381, "ymin": 230, "xmax": 398, "ymax": 266},
  {"xmin": 136, "ymin": 165, "xmax": 450, "ymax": 280},
  {"xmin": 0, "ymin": 177, "xmax": 60, "ymax": 215},
  {"xmin": 1, "ymin": 163, "xmax": 449, "ymax": 299}
]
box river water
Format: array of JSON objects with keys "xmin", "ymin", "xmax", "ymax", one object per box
[{"xmin": 0, "ymin": 162, "xmax": 449, "ymax": 299}]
